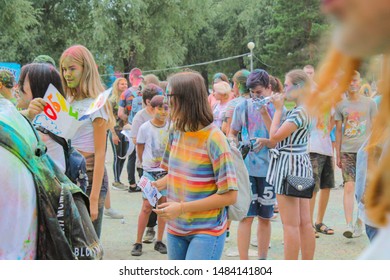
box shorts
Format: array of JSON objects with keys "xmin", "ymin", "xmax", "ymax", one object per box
[
  {"xmin": 310, "ymin": 153, "xmax": 335, "ymax": 192},
  {"xmin": 247, "ymin": 176, "xmax": 275, "ymax": 219},
  {"xmin": 341, "ymin": 152, "xmax": 357, "ymax": 183},
  {"xmin": 142, "ymin": 170, "xmax": 167, "ymax": 198}
]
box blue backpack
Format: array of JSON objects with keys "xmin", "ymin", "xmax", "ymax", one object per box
[{"xmin": 36, "ymin": 127, "xmax": 88, "ymax": 192}]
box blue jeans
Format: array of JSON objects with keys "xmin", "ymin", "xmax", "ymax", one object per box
[
  {"xmin": 365, "ymin": 224, "xmax": 379, "ymax": 242},
  {"xmin": 167, "ymin": 232, "xmax": 226, "ymax": 260}
]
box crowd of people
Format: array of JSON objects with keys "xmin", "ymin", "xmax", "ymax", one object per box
[{"xmin": 1, "ymin": 0, "xmax": 390, "ymax": 261}]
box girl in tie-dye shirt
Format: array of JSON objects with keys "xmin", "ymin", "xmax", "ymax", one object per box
[{"xmin": 152, "ymin": 71, "xmax": 237, "ymax": 260}]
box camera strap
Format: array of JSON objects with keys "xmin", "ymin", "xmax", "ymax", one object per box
[{"xmin": 244, "ymin": 99, "xmax": 250, "ymax": 139}]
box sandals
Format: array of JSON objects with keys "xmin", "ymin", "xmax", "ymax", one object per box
[{"xmin": 315, "ymin": 223, "xmax": 335, "ymax": 235}]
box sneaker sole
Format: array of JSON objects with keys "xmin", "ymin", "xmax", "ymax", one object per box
[
  {"xmin": 142, "ymin": 238, "xmax": 156, "ymax": 244},
  {"xmin": 105, "ymin": 215, "xmax": 124, "ymax": 219},
  {"xmin": 343, "ymin": 231, "xmax": 353, "ymax": 238},
  {"xmin": 131, "ymin": 252, "xmax": 142, "ymax": 256},
  {"xmin": 156, "ymin": 251, "xmax": 167, "ymax": 254},
  {"xmin": 128, "ymin": 188, "xmax": 142, "ymax": 193},
  {"xmin": 112, "ymin": 186, "xmax": 127, "ymax": 191}
]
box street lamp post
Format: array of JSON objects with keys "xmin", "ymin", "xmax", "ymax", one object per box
[{"xmin": 247, "ymin": 42, "xmax": 255, "ymax": 72}]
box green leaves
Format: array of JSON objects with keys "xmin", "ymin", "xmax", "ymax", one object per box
[{"xmin": 0, "ymin": 0, "xmax": 330, "ymax": 82}]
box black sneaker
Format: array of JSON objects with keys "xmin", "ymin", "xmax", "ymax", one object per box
[
  {"xmin": 154, "ymin": 241, "xmax": 167, "ymax": 254},
  {"xmin": 131, "ymin": 243, "xmax": 142, "ymax": 256},
  {"xmin": 128, "ymin": 185, "xmax": 142, "ymax": 193}
]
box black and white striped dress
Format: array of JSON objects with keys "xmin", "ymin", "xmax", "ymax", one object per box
[{"xmin": 266, "ymin": 106, "xmax": 313, "ymax": 195}]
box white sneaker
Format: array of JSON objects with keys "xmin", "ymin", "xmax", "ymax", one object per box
[
  {"xmin": 250, "ymin": 238, "xmax": 258, "ymax": 247},
  {"xmin": 142, "ymin": 227, "xmax": 156, "ymax": 243},
  {"xmin": 353, "ymin": 221, "xmax": 364, "ymax": 238},
  {"xmin": 343, "ymin": 223, "xmax": 354, "ymax": 239},
  {"xmin": 104, "ymin": 208, "xmax": 124, "ymax": 219},
  {"xmin": 112, "ymin": 182, "xmax": 127, "ymax": 191},
  {"xmin": 250, "ymin": 238, "xmax": 271, "ymax": 249}
]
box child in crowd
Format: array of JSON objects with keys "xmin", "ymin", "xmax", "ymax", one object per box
[
  {"xmin": 212, "ymin": 81, "xmax": 231, "ymax": 130},
  {"xmin": 130, "ymin": 84, "xmax": 163, "ymax": 243},
  {"xmin": 131, "ymin": 95, "xmax": 169, "ymax": 257},
  {"xmin": 16, "ymin": 63, "xmax": 67, "ymax": 173},
  {"xmin": 335, "ymin": 71, "xmax": 377, "ymax": 238},
  {"xmin": 118, "ymin": 68, "xmax": 143, "ymax": 192},
  {"xmin": 153, "ymin": 71, "xmax": 238, "ymax": 260},
  {"xmin": 59, "ymin": 45, "xmax": 115, "ymax": 238},
  {"xmin": 229, "ymin": 69, "xmax": 277, "ymax": 260},
  {"xmin": 108, "ymin": 77, "xmax": 129, "ymax": 190}
]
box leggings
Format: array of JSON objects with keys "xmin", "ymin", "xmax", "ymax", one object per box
[{"xmin": 108, "ymin": 130, "xmax": 128, "ymax": 183}]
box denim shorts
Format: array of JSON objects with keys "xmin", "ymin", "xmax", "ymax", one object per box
[
  {"xmin": 247, "ymin": 176, "xmax": 275, "ymax": 219},
  {"xmin": 167, "ymin": 232, "xmax": 226, "ymax": 260}
]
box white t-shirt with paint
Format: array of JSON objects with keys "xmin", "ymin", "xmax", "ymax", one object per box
[
  {"xmin": 70, "ymin": 98, "xmax": 109, "ymax": 154},
  {"xmin": 136, "ymin": 121, "xmax": 169, "ymax": 172}
]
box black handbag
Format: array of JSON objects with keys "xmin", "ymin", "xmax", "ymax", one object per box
[
  {"xmin": 283, "ymin": 136, "xmax": 315, "ymax": 199},
  {"xmin": 284, "ymin": 174, "xmax": 315, "ymax": 199}
]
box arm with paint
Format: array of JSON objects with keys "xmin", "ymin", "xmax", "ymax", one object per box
[{"xmin": 256, "ymin": 94, "xmax": 297, "ymax": 148}]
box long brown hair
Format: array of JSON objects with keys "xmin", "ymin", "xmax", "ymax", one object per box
[
  {"xmin": 306, "ymin": 48, "xmax": 390, "ymax": 226},
  {"xmin": 168, "ymin": 71, "xmax": 213, "ymax": 132}
]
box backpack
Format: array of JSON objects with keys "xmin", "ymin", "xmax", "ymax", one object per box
[
  {"xmin": 226, "ymin": 144, "xmax": 252, "ymax": 221},
  {"xmin": 207, "ymin": 130, "xmax": 252, "ymax": 221},
  {"xmin": 0, "ymin": 115, "xmax": 103, "ymax": 260},
  {"xmin": 36, "ymin": 127, "xmax": 88, "ymax": 192}
]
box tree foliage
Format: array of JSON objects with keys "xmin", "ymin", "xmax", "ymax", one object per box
[{"xmin": 0, "ymin": 0, "xmax": 330, "ymax": 82}]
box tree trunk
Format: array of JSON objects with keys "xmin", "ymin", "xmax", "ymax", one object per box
[
  {"xmin": 238, "ymin": 56, "xmax": 246, "ymax": 70},
  {"xmin": 201, "ymin": 68, "xmax": 209, "ymax": 94},
  {"xmin": 123, "ymin": 45, "xmax": 137, "ymax": 80}
]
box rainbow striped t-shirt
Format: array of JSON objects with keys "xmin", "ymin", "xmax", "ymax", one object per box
[{"xmin": 161, "ymin": 124, "xmax": 238, "ymax": 237}]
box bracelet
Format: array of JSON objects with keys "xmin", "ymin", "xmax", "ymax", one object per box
[{"xmin": 180, "ymin": 201, "xmax": 185, "ymax": 215}]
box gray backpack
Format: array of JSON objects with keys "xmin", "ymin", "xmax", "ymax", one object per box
[{"xmin": 227, "ymin": 144, "xmax": 252, "ymax": 221}]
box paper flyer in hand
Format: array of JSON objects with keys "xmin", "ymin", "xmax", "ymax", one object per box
[
  {"xmin": 78, "ymin": 88, "xmax": 111, "ymax": 121},
  {"xmin": 119, "ymin": 130, "xmax": 135, "ymax": 159},
  {"xmin": 138, "ymin": 175, "xmax": 162, "ymax": 207},
  {"xmin": 32, "ymin": 84, "xmax": 110, "ymax": 139}
]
